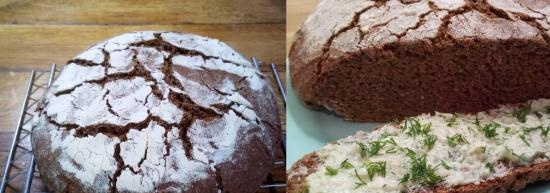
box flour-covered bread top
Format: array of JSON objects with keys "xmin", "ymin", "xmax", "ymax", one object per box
[
  {"xmin": 32, "ymin": 31, "xmax": 281, "ymax": 193},
  {"xmin": 288, "ymin": 98, "xmax": 550, "ymax": 193},
  {"xmin": 290, "ymin": 0, "xmax": 550, "ymax": 121}
]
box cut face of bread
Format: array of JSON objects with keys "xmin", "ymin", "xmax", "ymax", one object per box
[
  {"xmin": 288, "ymin": 99, "xmax": 550, "ymax": 193},
  {"xmin": 31, "ymin": 31, "xmax": 281, "ymax": 193},
  {"xmin": 289, "ymin": 0, "xmax": 550, "ymax": 121}
]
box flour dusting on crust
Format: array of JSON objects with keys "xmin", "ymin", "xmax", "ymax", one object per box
[{"xmin": 32, "ymin": 31, "xmax": 279, "ymax": 193}]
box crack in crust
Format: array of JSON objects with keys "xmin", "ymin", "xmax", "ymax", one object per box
[{"xmin": 130, "ymin": 33, "xmax": 243, "ymax": 68}]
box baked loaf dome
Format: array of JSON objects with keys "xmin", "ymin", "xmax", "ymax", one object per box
[
  {"xmin": 289, "ymin": 0, "xmax": 550, "ymax": 121},
  {"xmin": 31, "ymin": 31, "xmax": 281, "ymax": 193}
]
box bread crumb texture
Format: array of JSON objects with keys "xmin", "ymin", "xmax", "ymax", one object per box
[{"xmin": 32, "ymin": 31, "xmax": 280, "ymax": 193}]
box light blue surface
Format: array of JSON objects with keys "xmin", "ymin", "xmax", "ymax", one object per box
[{"xmin": 285, "ymin": 62, "xmax": 550, "ymax": 192}]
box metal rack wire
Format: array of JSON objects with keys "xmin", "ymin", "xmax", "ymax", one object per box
[{"xmin": 0, "ymin": 56, "xmax": 286, "ymax": 193}]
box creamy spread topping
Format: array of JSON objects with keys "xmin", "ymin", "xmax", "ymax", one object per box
[{"xmin": 306, "ymin": 99, "xmax": 550, "ymax": 193}]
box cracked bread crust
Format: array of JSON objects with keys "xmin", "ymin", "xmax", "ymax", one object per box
[
  {"xmin": 290, "ymin": 0, "xmax": 550, "ymax": 121},
  {"xmin": 31, "ymin": 31, "xmax": 281, "ymax": 193}
]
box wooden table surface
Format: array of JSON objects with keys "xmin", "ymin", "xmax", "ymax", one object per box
[
  {"xmin": 286, "ymin": 0, "xmax": 319, "ymax": 54},
  {"xmin": 0, "ymin": 0, "xmax": 286, "ymax": 192}
]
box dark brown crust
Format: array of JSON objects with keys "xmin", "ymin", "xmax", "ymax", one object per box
[
  {"xmin": 290, "ymin": 0, "xmax": 550, "ymax": 122},
  {"xmin": 287, "ymin": 152, "xmax": 550, "ymax": 193}
]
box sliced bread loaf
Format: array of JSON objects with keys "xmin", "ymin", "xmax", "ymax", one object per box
[{"xmin": 290, "ymin": 0, "xmax": 550, "ymax": 121}]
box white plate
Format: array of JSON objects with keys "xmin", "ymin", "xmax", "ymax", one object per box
[{"xmin": 285, "ymin": 62, "xmax": 550, "ymax": 192}]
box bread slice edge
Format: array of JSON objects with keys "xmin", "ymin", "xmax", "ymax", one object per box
[{"xmin": 287, "ymin": 151, "xmax": 550, "ymax": 193}]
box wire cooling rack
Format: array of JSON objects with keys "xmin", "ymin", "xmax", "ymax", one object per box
[{"xmin": 0, "ymin": 57, "xmax": 286, "ymax": 193}]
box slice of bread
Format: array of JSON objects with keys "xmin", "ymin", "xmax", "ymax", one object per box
[{"xmin": 288, "ymin": 99, "xmax": 550, "ymax": 193}]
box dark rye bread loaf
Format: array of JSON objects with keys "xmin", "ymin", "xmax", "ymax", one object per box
[
  {"xmin": 31, "ymin": 31, "xmax": 281, "ymax": 193},
  {"xmin": 289, "ymin": 0, "xmax": 550, "ymax": 121}
]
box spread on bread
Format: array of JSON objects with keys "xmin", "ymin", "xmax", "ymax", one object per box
[{"xmin": 301, "ymin": 99, "xmax": 550, "ymax": 192}]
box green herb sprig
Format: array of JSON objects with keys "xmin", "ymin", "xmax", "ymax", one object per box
[
  {"xmin": 357, "ymin": 142, "xmax": 368, "ymax": 158},
  {"xmin": 446, "ymin": 114, "xmax": 458, "ymax": 127},
  {"xmin": 340, "ymin": 159, "xmax": 354, "ymax": 169},
  {"xmin": 354, "ymin": 169, "xmax": 367, "ymax": 189},
  {"xmin": 481, "ymin": 123, "xmax": 499, "ymax": 139},
  {"xmin": 513, "ymin": 102, "xmax": 532, "ymax": 123},
  {"xmin": 325, "ymin": 166, "xmax": 338, "ymax": 176},
  {"xmin": 401, "ymin": 154, "xmax": 442, "ymax": 186},
  {"xmin": 447, "ymin": 133, "xmax": 468, "ymax": 147},
  {"xmin": 368, "ymin": 140, "xmax": 386, "ymax": 156},
  {"xmin": 402, "ymin": 118, "xmax": 431, "ymax": 138},
  {"xmin": 485, "ymin": 163, "xmax": 495, "ymax": 173},
  {"xmin": 439, "ymin": 160, "xmax": 452, "ymax": 170},
  {"xmin": 524, "ymin": 125, "xmax": 550, "ymax": 138},
  {"xmin": 423, "ymin": 135, "xmax": 437, "ymax": 150},
  {"xmin": 365, "ymin": 161, "xmax": 386, "ymax": 180},
  {"xmin": 519, "ymin": 134, "xmax": 531, "ymax": 147}
]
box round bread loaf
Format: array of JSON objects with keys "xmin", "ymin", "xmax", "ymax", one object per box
[
  {"xmin": 31, "ymin": 31, "xmax": 281, "ymax": 193},
  {"xmin": 290, "ymin": 0, "xmax": 550, "ymax": 121}
]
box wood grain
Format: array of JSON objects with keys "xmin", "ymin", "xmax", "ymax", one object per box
[
  {"xmin": 0, "ymin": 24, "xmax": 285, "ymax": 71},
  {"xmin": 286, "ymin": 0, "xmax": 319, "ymax": 54},
  {"xmin": 0, "ymin": 72, "xmax": 28, "ymax": 132},
  {"xmin": 0, "ymin": 0, "xmax": 285, "ymax": 25}
]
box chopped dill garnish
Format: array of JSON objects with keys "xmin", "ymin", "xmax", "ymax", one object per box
[
  {"xmin": 524, "ymin": 125, "xmax": 549, "ymax": 138},
  {"xmin": 423, "ymin": 135, "xmax": 437, "ymax": 150},
  {"xmin": 367, "ymin": 140, "xmax": 387, "ymax": 156},
  {"xmin": 446, "ymin": 114, "xmax": 458, "ymax": 127},
  {"xmin": 474, "ymin": 115, "xmax": 481, "ymax": 128},
  {"xmin": 447, "ymin": 133, "xmax": 468, "ymax": 147},
  {"xmin": 513, "ymin": 101, "xmax": 532, "ymax": 123},
  {"xmin": 402, "ymin": 118, "xmax": 431, "ymax": 138},
  {"xmin": 481, "ymin": 123, "xmax": 499, "ymax": 139},
  {"xmin": 485, "ymin": 163, "xmax": 496, "ymax": 173},
  {"xmin": 325, "ymin": 166, "xmax": 338, "ymax": 176},
  {"xmin": 524, "ymin": 125, "xmax": 542, "ymax": 133},
  {"xmin": 505, "ymin": 147, "xmax": 528, "ymax": 162},
  {"xmin": 398, "ymin": 173, "xmax": 410, "ymax": 184},
  {"xmin": 504, "ymin": 127, "xmax": 512, "ymax": 134},
  {"xmin": 407, "ymin": 154, "xmax": 442, "ymax": 186},
  {"xmin": 439, "ymin": 160, "xmax": 452, "ymax": 170},
  {"xmin": 366, "ymin": 161, "xmax": 386, "ymax": 180},
  {"xmin": 402, "ymin": 148, "xmax": 417, "ymax": 158},
  {"xmin": 357, "ymin": 140, "xmax": 389, "ymax": 158},
  {"xmin": 386, "ymin": 137, "xmax": 398, "ymax": 146},
  {"xmin": 354, "ymin": 169, "xmax": 367, "ymax": 189},
  {"xmin": 356, "ymin": 142, "xmax": 368, "ymax": 158},
  {"xmin": 519, "ymin": 134, "xmax": 531, "ymax": 147},
  {"xmin": 386, "ymin": 147, "xmax": 398, "ymax": 153},
  {"xmin": 543, "ymin": 126, "xmax": 550, "ymax": 138},
  {"xmin": 339, "ymin": 159, "xmax": 354, "ymax": 169}
]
